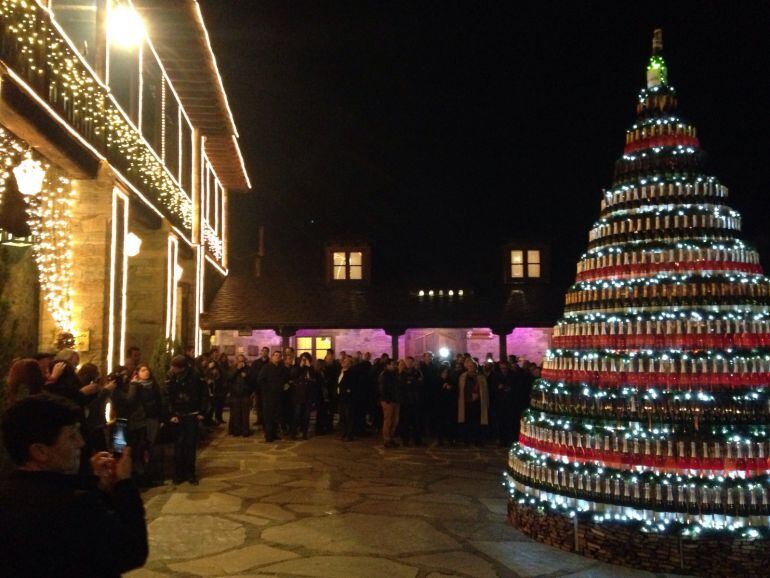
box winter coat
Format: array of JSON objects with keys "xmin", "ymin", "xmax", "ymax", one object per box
[
  {"xmin": 113, "ymin": 382, "xmax": 147, "ymax": 431},
  {"xmin": 166, "ymin": 368, "xmax": 207, "ymax": 417},
  {"xmin": 291, "ymin": 366, "xmax": 318, "ymax": 405},
  {"xmin": 397, "ymin": 367, "xmax": 424, "ymax": 406},
  {"xmin": 228, "ymin": 366, "xmax": 253, "ymax": 397},
  {"xmin": 378, "ymin": 370, "xmax": 400, "ymax": 403},
  {"xmin": 457, "ymin": 372, "xmax": 489, "ymax": 425},
  {"xmin": 0, "ymin": 471, "xmax": 147, "ymax": 577},
  {"xmin": 257, "ymin": 362, "xmax": 289, "ymax": 402}
]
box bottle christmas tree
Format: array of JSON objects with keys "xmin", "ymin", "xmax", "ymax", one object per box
[{"xmin": 507, "ymin": 29, "xmax": 770, "ymax": 548}]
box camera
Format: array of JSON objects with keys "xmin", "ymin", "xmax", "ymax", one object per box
[{"xmin": 111, "ymin": 418, "xmax": 128, "ymax": 456}]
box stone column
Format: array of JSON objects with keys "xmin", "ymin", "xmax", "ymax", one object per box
[
  {"xmin": 385, "ymin": 327, "xmax": 406, "ymax": 360},
  {"xmin": 277, "ymin": 326, "xmax": 297, "ymax": 353},
  {"xmin": 492, "ymin": 326, "xmax": 513, "ymax": 362},
  {"xmin": 52, "ymin": 162, "xmax": 115, "ymax": 371},
  {"xmin": 124, "ymin": 216, "xmax": 169, "ymax": 364}
]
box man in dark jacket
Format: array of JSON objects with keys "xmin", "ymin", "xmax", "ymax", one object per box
[
  {"xmin": 248, "ymin": 346, "xmax": 270, "ymax": 426},
  {"xmin": 0, "ymin": 395, "xmax": 148, "ymax": 577},
  {"xmin": 166, "ymin": 355, "xmax": 207, "ymax": 484},
  {"xmin": 228, "ymin": 355, "xmax": 254, "ymax": 437},
  {"xmin": 336, "ymin": 357, "xmax": 357, "ymax": 441},
  {"xmin": 398, "ymin": 357, "xmax": 425, "ymax": 446},
  {"xmin": 377, "ymin": 359, "xmax": 400, "ymax": 447},
  {"xmin": 257, "ymin": 351, "xmax": 289, "ymax": 442},
  {"xmin": 419, "ymin": 351, "xmax": 440, "ymax": 437}
]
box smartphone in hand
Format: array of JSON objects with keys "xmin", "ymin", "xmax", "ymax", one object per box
[{"xmin": 111, "ymin": 418, "xmax": 128, "ymax": 457}]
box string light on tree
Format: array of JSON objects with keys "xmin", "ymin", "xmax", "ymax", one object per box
[{"xmin": 508, "ymin": 29, "xmax": 770, "ymax": 557}]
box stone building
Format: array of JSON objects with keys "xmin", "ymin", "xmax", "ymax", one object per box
[
  {"xmin": 202, "ymin": 239, "xmax": 559, "ymax": 363},
  {"xmin": 0, "ymin": 0, "xmax": 249, "ymax": 372}
]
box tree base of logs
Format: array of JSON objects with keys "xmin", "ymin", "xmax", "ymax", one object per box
[{"xmin": 507, "ymin": 500, "xmax": 770, "ymax": 577}]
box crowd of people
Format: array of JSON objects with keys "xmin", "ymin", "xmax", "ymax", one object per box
[
  {"xmin": 0, "ymin": 343, "xmax": 539, "ymax": 575},
  {"xmin": 190, "ymin": 346, "xmax": 539, "ymax": 449},
  {"xmin": 2, "ymin": 346, "xmax": 540, "ymax": 487}
]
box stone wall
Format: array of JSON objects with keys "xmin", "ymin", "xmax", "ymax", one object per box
[
  {"xmin": 0, "ymin": 245, "xmax": 39, "ymax": 357},
  {"xmin": 327, "ymin": 329, "xmax": 392, "ymax": 357},
  {"xmin": 212, "ymin": 327, "xmax": 553, "ymax": 363},
  {"xmin": 506, "ymin": 327, "xmax": 552, "ymax": 363},
  {"xmin": 212, "ymin": 329, "xmax": 282, "ymax": 357},
  {"xmin": 43, "ymin": 165, "xmax": 114, "ymax": 366},
  {"xmin": 124, "ymin": 220, "xmax": 169, "ymax": 361},
  {"xmin": 508, "ymin": 500, "xmax": 770, "ymax": 577}
]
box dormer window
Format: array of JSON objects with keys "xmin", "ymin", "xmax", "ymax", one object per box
[
  {"xmin": 326, "ymin": 244, "xmax": 370, "ymax": 283},
  {"xmin": 510, "ymin": 249, "xmax": 542, "ymax": 279},
  {"xmin": 333, "ymin": 251, "xmax": 363, "ymax": 280}
]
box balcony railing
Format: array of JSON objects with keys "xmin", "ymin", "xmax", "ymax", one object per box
[{"xmin": 0, "ymin": 0, "xmax": 193, "ymax": 236}]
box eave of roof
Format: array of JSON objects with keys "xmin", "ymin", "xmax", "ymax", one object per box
[
  {"xmin": 200, "ymin": 274, "xmax": 562, "ymax": 331},
  {"xmin": 133, "ymin": 0, "xmax": 250, "ymax": 190}
]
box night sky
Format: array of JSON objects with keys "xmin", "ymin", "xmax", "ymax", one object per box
[{"xmin": 199, "ymin": 0, "xmax": 770, "ymax": 292}]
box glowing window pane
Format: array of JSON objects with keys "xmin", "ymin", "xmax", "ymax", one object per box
[
  {"xmin": 349, "ymin": 252, "xmax": 362, "ymax": 266},
  {"xmin": 333, "ymin": 265, "xmax": 347, "ymax": 280},
  {"xmin": 527, "ymin": 250, "xmax": 540, "ymax": 264},
  {"xmin": 315, "ymin": 349, "xmax": 330, "ymax": 360},
  {"xmin": 511, "ymin": 264, "xmax": 524, "ymax": 278},
  {"xmin": 511, "ymin": 250, "xmax": 523, "ymax": 264},
  {"xmin": 316, "ymin": 337, "xmax": 332, "ymax": 349},
  {"xmin": 333, "ymin": 252, "xmax": 347, "ymax": 266},
  {"xmin": 349, "ymin": 265, "xmax": 363, "ymax": 280},
  {"xmin": 296, "ymin": 337, "xmax": 312, "ymax": 349},
  {"xmin": 528, "ymin": 263, "xmax": 541, "ymax": 278}
]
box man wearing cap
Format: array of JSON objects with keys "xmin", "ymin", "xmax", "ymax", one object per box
[{"xmin": 166, "ymin": 356, "xmax": 207, "ymax": 485}]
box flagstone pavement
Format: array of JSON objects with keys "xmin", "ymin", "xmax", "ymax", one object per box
[{"xmin": 127, "ymin": 430, "xmax": 689, "ymax": 578}]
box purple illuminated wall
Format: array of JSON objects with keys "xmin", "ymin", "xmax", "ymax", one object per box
[{"xmin": 213, "ymin": 327, "xmax": 551, "ymax": 363}]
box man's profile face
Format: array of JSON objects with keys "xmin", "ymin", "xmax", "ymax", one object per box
[{"xmin": 42, "ymin": 424, "xmax": 85, "ymax": 474}]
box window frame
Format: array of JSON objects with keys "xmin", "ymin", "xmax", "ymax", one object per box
[
  {"xmin": 503, "ymin": 244, "xmax": 548, "ymax": 283},
  {"xmin": 296, "ymin": 336, "xmax": 334, "ymax": 360},
  {"xmin": 325, "ymin": 245, "xmax": 371, "ymax": 284}
]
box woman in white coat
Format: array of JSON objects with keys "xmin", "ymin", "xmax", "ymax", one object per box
[{"xmin": 457, "ymin": 358, "xmax": 488, "ymax": 446}]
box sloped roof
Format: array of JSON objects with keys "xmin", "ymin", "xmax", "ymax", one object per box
[
  {"xmin": 200, "ymin": 273, "xmax": 561, "ymax": 331},
  {"xmin": 134, "ymin": 0, "xmax": 250, "ymax": 190}
]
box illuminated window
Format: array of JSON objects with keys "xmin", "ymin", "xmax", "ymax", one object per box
[
  {"xmin": 51, "ymin": 0, "xmax": 99, "ymax": 67},
  {"xmin": 332, "ymin": 251, "xmax": 364, "ymax": 281},
  {"xmin": 141, "ymin": 43, "xmax": 162, "ymax": 154},
  {"xmin": 527, "ymin": 250, "xmax": 541, "ymax": 278},
  {"xmin": 333, "ymin": 252, "xmax": 348, "ymax": 279},
  {"xmin": 510, "ymin": 249, "xmax": 541, "ymax": 279},
  {"xmin": 349, "ymin": 252, "xmax": 363, "ymax": 280},
  {"xmin": 510, "ymin": 250, "xmax": 524, "ymax": 278},
  {"xmin": 297, "ymin": 336, "xmax": 333, "ymax": 360}
]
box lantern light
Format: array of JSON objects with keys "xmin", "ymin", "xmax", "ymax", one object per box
[
  {"xmin": 109, "ymin": 3, "xmax": 145, "ymax": 49},
  {"xmin": 13, "ymin": 157, "xmax": 46, "ymax": 196},
  {"xmin": 174, "ymin": 264, "xmax": 184, "ymax": 281},
  {"xmin": 125, "ymin": 232, "xmax": 142, "ymax": 257}
]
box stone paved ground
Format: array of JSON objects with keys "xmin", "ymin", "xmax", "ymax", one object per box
[{"xmin": 127, "ymin": 428, "xmax": 688, "ymax": 578}]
